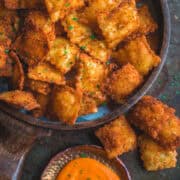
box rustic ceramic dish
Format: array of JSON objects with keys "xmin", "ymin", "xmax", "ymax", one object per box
[
  {"xmin": 0, "ymin": 0, "xmax": 170, "ymax": 130},
  {"xmin": 41, "ymin": 145, "xmax": 131, "ymax": 180}
]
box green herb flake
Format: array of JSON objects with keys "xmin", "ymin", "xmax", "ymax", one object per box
[
  {"xmin": 0, "ymin": 32, "xmax": 3, "ymax": 35},
  {"xmin": 101, "ymin": 101, "xmax": 107, "ymax": 106},
  {"xmin": 4, "ymin": 49, "xmax": 10, "ymax": 54},
  {"xmin": 80, "ymin": 46, "xmax": 86, "ymax": 50},
  {"xmin": 106, "ymin": 60, "xmax": 110, "ymax": 65},
  {"xmin": 64, "ymin": 48, "xmax": 69, "ymax": 55},
  {"xmin": 65, "ymin": 3, "xmax": 70, "ymax": 7},
  {"xmin": 79, "ymin": 153, "xmax": 88, "ymax": 158},
  {"xmin": 68, "ymin": 25, "xmax": 74, "ymax": 30},
  {"xmin": 90, "ymin": 34, "xmax": 96, "ymax": 40},
  {"xmin": 72, "ymin": 17, "xmax": 78, "ymax": 21}
]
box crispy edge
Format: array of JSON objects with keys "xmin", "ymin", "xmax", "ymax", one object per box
[
  {"xmin": 10, "ymin": 51, "xmax": 25, "ymax": 90},
  {"xmin": 138, "ymin": 135, "xmax": 177, "ymax": 171},
  {"xmin": 95, "ymin": 115, "xmax": 137, "ymax": 158},
  {"xmin": 128, "ymin": 96, "xmax": 180, "ymax": 149},
  {"xmin": 0, "ymin": 90, "xmax": 40, "ymax": 111},
  {"xmin": 105, "ymin": 63, "xmax": 143, "ymax": 103}
]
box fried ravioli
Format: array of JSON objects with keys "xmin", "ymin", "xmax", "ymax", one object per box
[
  {"xmin": 77, "ymin": 53, "xmax": 107, "ymax": 105},
  {"xmin": 0, "ymin": 90, "xmax": 40, "ymax": 111},
  {"xmin": 62, "ymin": 12, "xmax": 110, "ymax": 63},
  {"xmin": 4, "ymin": 0, "xmax": 44, "ymax": 9},
  {"xmin": 128, "ymin": 96, "xmax": 180, "ymax": 149},
  {"xmin": 50, "ymin": 86, "xmax": 82, "ymax": 124},
  {"xmin": 137, "ymin": 5, "xmax": 158, "ymax": 35},
  {"xmin": 28, "ymin": 62, "xmax": 65, "ymax": 85},
  {"xmin": 97, "ymin": 1, "xmax": 139, "ymax": 48},
  {"xmin": 25, "ymin": 79, "xmax": 51, "ymax": 95},
  {"xmin": 46, "ymin": 38, "xmax": 79, "ymax": 74},
  {"xmin": 13, "ymin": 29, "xmax": 50, "ymax": 66},
  {"xmin": 105, "ymin": 63, "xmax": 143, "ymax": 103},
  {"xmin": 113, "ymin": 36, "xmax": 160, "ymax": 76},
  {"xmin": 45, "ymin": 0, "xmax": 85, "ymax": 22},
  {"xmin": 138, "ymin": 135, "xmax": 177, "ymax": 171},
  {"xmin": 96, "ymin": 116, "xmax": 137, "ymax": 158}
]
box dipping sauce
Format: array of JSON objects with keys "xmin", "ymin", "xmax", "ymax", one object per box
[{"xmin": 56, "ymin": 157, "xmax": 120, "ymax": 180}]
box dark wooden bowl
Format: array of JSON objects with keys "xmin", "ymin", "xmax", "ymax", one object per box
[
  {"xmin": 0, "ymin": 0, "xmax": 171, "ymax": 130},
  {"xmin": 41, "ymin": 145, "xmax": 131, "ymax": 180}
]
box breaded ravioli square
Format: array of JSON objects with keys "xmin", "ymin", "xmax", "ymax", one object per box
[
  {"xmin": 4, "ymin": 0, "xmax": 44, "ymax": 9},
  {"xmin": 95, "ymin": 116, "xmax": 137, "ymax": 158},
  {"xmin": 46, "ymin": 38, "xmax": 79, "ymax": 74},
  {"xmin": 62, "ymin": 12, "xmax": 110, "ymax": 63},
  {"xmin": 139, "ymin": 135, "xmax": 177, "ymax": 171},
  {"xmin": 113, "ymin": 36, "xmax": 160, "ymax": 76},
  {"xmin": 105, "ymin": 63, "xmax": 143, "ymax": 103},
  {"xmin": 50, "ymin": 86, "xmax": 82, "ymax": 125},
  {"xmin": 45, "ymin": 0, "xmax": 85, "ymax": 22},
  {"xmin": 98, "ymin": 1, "xmax": 139, "ymax": 48},
  {"xmin": 137, "ymin": 5, "xmax": 158, "ymax": 35},
  {"xmin": 128, "ymin": 96, "xmax": 180, "ymax": 149}
]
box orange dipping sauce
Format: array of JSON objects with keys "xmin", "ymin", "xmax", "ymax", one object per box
[{"xmin": 56, "ymin": 157, "xmax": 120, "ymax": 180}]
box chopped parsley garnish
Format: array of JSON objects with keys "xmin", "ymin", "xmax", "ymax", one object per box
[
  {"xmin": 79, "ymin": 153, "xmax": 88, "ymax": 158},
  {"xmin": 72, "ymin": 17, "xmax": 78, "ymax": 21},
  {"xmin": 0, "ymin": 32, "xmax": 3, "ymax": 35},
  {"xmin": 68, "ymin": 25, "xmax": 74, "ymax": 30},
  {"xmin": 65, "ymin": 3, "xmax": 70, "ymax": 7},
  {"xmin": 106, "ymin": 60, "xmax": 110, "ymax": 65},
  {"xmin": 64, "ymin": 48, "xmax": 69, "ymax": 55},
  {"xmin": 80, "ymin": 46, "xmax": 86, "ymax": 50},
  {"xmin": 101, "ymin": 101, "xmax": 107, "ymax": 106},
  {"xmin": 90, "ymin": 34, "xmax": 96, "ymax": 40},
  {"xmin": 4, "ymin": 49, "xmax": 10, "ymax": 54}
]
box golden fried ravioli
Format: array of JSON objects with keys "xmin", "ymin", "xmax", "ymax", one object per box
[
  {"xmin": 138, "ymin": 135, "xmax": 177, "ymax": 171},
  {"xmin": 45, "ymin": 0, "xmax": 85, "ymax": 22},
  {"xmin": 50, "ymin": 86, "xmax": 82, "ymax": 124},
  {"xmin": 28, "ymin": 62, "xmax": 65, "ymax": 85},
  {"xmin": 4, "ymin": 0, "xmax": 44, "ymax": 9},
  {"xmin": 79, "ymin": 95, "xmax": 98, "ymax": 116},
  {"xmin": 128, "ymin": 96, "xmax": 180, "ymax": 149},
  {"xmin": 0, "ymin": 45, "xmax": 7, "ymax": 69},
  {"xmin": 96, "ymin": 116, "xmax": 137, "ymax": 158},
  {"xmin": 105, "ymin": 64, "xmax": 143, "ymax": 103},
  {"xmin": 77, "ymin": 53, "xmax": 107, "ymax": 105},
  {"xmin": 24, "ymin": 11, "xmax": 55, "ymax": 45},
  {"xmin": 137, "ymin": 5, "xmax": 158, "ymax": 35},
  {"xmin": 62, "ymin": 12, "xmax": 110, "ymax": 62},
  {"xmin": 25, "ymin": 79, "xmax": 51, "ymax": 96},
  {"xmin": 82, "ymin": 0, "xmax": 123, "ymax": 31},
  {"xmin": 13, "ymin": 29, "xmax": 49, "ymax": 66},
  {"xmin": 113, "ymin": 36, "xmax": 160, "ymax": 76},
  {"xmin": 98, "ymin": 1, "xmax": 139, "ymax": 48},
  {"xmin": 0, "ymin": 90, "xmax": 40, "ymax": 111},
  {"xmin": 0, "ymin": 2, "xmax": 19, "ymax": 44},
  {"xmin": 46, "ymin": 38, "xmax": 79, "ymax": 74}
]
